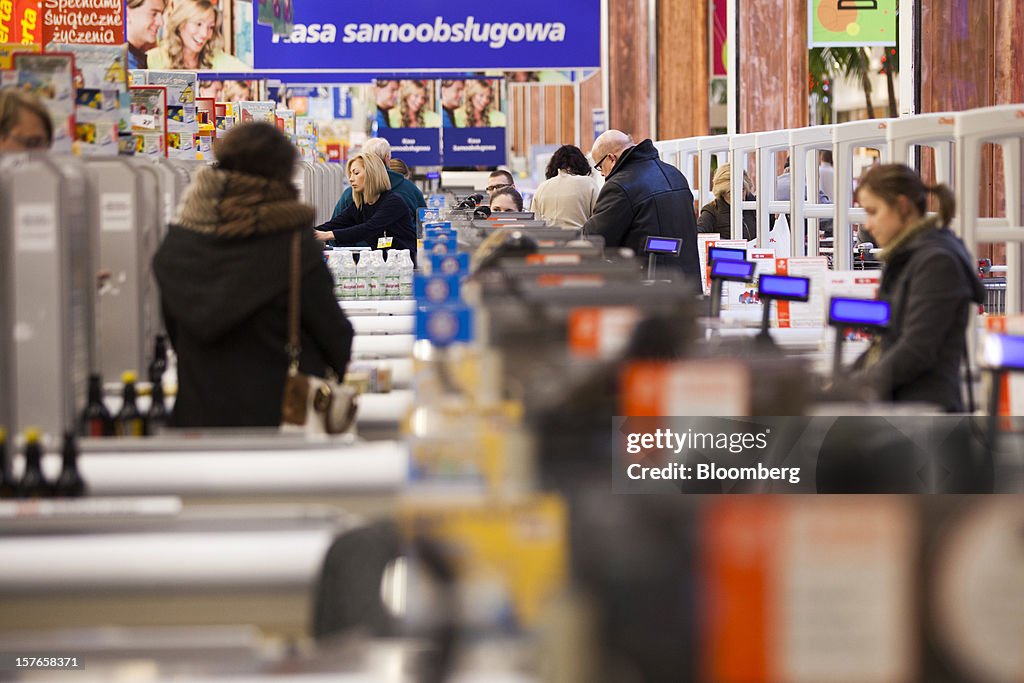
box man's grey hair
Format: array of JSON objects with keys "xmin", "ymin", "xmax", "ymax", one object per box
[
  {"xmin": 592, "ymin": 129, "xmax": 633, "ymax": 162},
  {"xmin": 363, "ymin": 137, "xmax": 391, "ymax": 163}
]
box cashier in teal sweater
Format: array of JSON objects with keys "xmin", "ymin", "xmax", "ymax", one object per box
[
  {"xmin": 331, "ymin": 137, "xmax": 426, "ymax": 220},
  {"xmin": 314, "ymin": 152, "xmax": 417, "ymax": 264}
]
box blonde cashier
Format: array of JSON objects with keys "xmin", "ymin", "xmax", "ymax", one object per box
[{"xmin": 313, "ymin": 153, "xmax": 417, "ymax": 264}]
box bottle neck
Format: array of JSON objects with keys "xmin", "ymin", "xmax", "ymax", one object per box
[{"xmin": 25, "ymin": 444, "xmax": 42, "ymax": 469}]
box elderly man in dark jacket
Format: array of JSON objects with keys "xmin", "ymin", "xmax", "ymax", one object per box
[{"xmin": 583, "ymin": 130, "xmax": 699, "ymax": 280}]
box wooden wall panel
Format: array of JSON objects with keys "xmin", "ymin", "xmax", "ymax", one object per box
[
  {"xmin": 544, "ymin": 88, "xmax": 559, "ymax": 144},
  {"xmin": 993, "ymin": 0, "xmax": 1024, "ymax": 106},
  {"xmin": 508, "ymin": 82, "xmax": 594, "ymax": 163},
  {"xmin": 609, "ymin": 0, "xmax": 652, "ymax": 140},
  {"xmin": 921, "ymin": 0, "xmax": 997, "ymax": 257},
  {"xmin": 993, "ymin": 0, "xmax": 1024, "ymax": 239},
  {"xmin": 921, "ymin": 0, "xmax": 1024, "ymax": 263},
  {"xmin": 657, "ymin": 0, "xmax": 708, "ymax": 139},
  {"xmin": 920, "ymin": 0, "xmax": 994, "ymax": 113},
  {"xmin": 579, "ymin": 69, "xmax": 603, "ymax": 154},
  {"xmin": 739, "ymin": 0, "xmax": 807, "ymax": 133},
  {"xmin": 561, "ymin": 86, "xmax": 577, "ymax": 145}
]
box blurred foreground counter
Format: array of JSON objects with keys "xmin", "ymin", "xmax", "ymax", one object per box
[
  {"xmin": 67, "ymin": 434, "xmax": 409, "ymax": 513},
  {"xmin": 0, "ymin": 504, "xmax": 351, "ymax": 639}
]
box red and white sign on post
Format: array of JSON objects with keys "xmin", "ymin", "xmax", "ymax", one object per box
[
  {"xmin": 620, "ymin": 359, "xmax": 751, "ymax": 416},
  {"xmin": 41, "ymin": 0, "xmax": 124, "ymax": 46},
  {"xmin": 774, "ymin": 256, "xmax": 829, "ymax": 328},
  {"xmin": 703, "ymin": 498, "xmax": 916, "ymax": 682},
  {"xmin": 568, "ymin": 307, "xmax": 639, "ymax": 360}
]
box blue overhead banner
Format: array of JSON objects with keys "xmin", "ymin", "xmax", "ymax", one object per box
[
  {"xmin": 251, "ymin": 1, "xmax": 601, "ymax": 71},
  {"xmin": 443, "ymin": 128, "xmax": 507, "ymax": 167},
  {"xmin": 380, "ymin": 129, "xmax": 443, "ymax": 167}
]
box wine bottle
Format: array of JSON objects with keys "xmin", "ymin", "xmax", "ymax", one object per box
[
  {"xmin": 80, "ymin": 373, "xmax": 114, "ymax": 437},
  {"xmin": 147, "ymin": 377, "xmax": 168, "ymax": 436},
  {"xmin": 148, "ymin": 335, "xmax": 168, "ymax": 385},
  {"xmin": 54, "ymin": 431, "xmax": 87, "ymax": 498},
  {"xmin": 17, "ymin": 427, "xmax": 52, "ymax": 499},
  {"xmin": 115, "ymin": 371, "xmax": 145, "ymax": 437},
  {"xmin": 0, "ymin": 428, "xmax": 16, "ymax": 499}
]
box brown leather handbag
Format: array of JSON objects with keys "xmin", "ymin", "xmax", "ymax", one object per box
[{"xmin": 280, "ymin": 232, "xmax": 357, "ymax": 435}]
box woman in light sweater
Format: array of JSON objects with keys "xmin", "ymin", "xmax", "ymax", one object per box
[{"xmin": 531, "ymin": 145, "xmax": 601, "ymax": 229}]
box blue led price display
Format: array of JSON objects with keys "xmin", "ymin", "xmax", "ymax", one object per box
[
  {"xmin": 645, "ymin": 236, "xmax": 682, "ymax": 255},
  {"xmin": 711, "ymin": 259, "xmax": 756, "ymax": 281},
  {"xmin": 758, "ymin": 274, "xmax": 810, "ymax": 301},
  {"xmin": 983, "ymin": 333, "xmax": 1024, "ymax": 371},
  {"xmin": 829, "ymin": 297, "xmax": 890, "ymax": 328},
  {"xmin": 708, "ymin": 246, "xmax": 747, "ymax": 263}
]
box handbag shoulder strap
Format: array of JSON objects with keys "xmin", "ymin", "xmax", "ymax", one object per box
[
  {"xmin": 963, "ymin": 304, "xmax": 977, "ymax": 414},
  {"xmin": 287, "ymin": 231, "xmax": 302, "ymax": 371}
]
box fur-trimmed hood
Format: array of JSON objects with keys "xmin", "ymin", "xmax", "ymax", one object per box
[
  {"xmin": 175, "ymin": 166, "xmax": 315, "ymax": 238},
  {"xmin": 153, "ymin": 167, "xmax": 325, "ymax": 343}
]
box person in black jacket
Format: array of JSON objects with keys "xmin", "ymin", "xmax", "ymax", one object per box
[
  {"xmin": 314, "ymin": 152, "xmax": 417, "ymax": 263},
  {"xmin": 847, "ymin": 163, "xmax": 984, "ymax": 412},
  {"xmin": 152, "ymin": 122, "xmax": 354, "ymax": 428},
  {"xmin": 583, "ymin": 130, "xmax": 699, "ymax": 281},
  {"xmin": 696, "ymin": 163, "xmax": 756, "ymax": 241}
]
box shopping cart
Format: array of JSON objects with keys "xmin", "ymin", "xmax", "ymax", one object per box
[
  {"xmin": 978, "ymin": 260, "xmax": 1006, "ymax": 315},
  {"xmin": 853, "ymin": 242, "xmax": 883, "ymax": 271},
  {"xmin": 982, "ymin": 277, "xmax": 1006, "ymax": 314}
]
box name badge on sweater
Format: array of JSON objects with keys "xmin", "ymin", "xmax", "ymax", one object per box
[{"xmin": 377, "ymin": 236, "xmax": 394, "ymax": 249}]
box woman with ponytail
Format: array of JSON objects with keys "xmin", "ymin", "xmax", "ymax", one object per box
[{"xmin": 847, "ymin": 163, "xmax": 984, "ymax": 411}]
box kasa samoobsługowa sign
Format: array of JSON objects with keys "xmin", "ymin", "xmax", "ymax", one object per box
[{"xmin": 252, "ymin": 0, "xmax": 600, "ymax": 71}]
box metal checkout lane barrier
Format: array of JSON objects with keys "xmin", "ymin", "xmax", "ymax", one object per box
[
  {"xmin": 956, "ymin": 104, "xmax": 1024, "ymax": 316},
  {"xmin": 88, "ymin": 159, "xmax": 164, "ymax": 384},
  {"xmin": 790, "ymin": 124, "xmax": 835, "ymax": 259},
  {"xmin": 677, "ymin": 137, "xmax": 702, "ymax": 212},
  {"xmin": 831, "ymin": 118, "xmax": 895, "ymax": 270},
  {"xmin": 697, "ymin": 134, "xmax": 731, "ymax": 207},
  {"xmin": 653, "ymin": 139, "xmax": 683, "ymax": 172},
  {"xmin": 886, "ymin": 112, "xmax": 957, "ymax": 183},
  {"xmin": 754, "ymin": 129, "xmax": 791, "ymax": 251},
  {"xmin": 729, "ymin": 132, "xmax": 759, "ymax": 242},
  {"xmin": 0, "ymin": 155, "xmax": 94, "ymax": 440}
]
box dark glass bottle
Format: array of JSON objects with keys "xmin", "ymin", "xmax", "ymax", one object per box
[
  {"xmin": 0, "ymin": 428, "xmax": 16, "ymax": 499},
  {"xmin": 54, "ymin": 431, "xmax": 87, "ymax": 498},
  {"xmin": 146, "ymin": 378, "xmax": 168, "ymax": 436},
  {"xmin": 115, "ymin": 371, "xmax": 146, "ymax": 437},
  {"xmin": 80, "ymin": 373, "xmax": 114, "ymax": 437},
  {"xmin": 17, "ymin": 427, "xmax": 52, "ymax": 499},
  {"xmin": 148, "ymin": 335, "xmax": 168, "ymax": 385}
]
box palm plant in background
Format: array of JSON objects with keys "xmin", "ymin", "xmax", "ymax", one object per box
[{"xmin": 809, "ymin": 43, "xmax": 899, "ymax": 123}]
